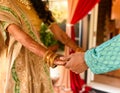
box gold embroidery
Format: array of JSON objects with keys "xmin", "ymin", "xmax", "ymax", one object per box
[{"xmin": 17, "ymin": 0, "xmax": 31, "ymax": 10}]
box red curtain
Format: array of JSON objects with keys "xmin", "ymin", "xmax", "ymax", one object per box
[{"xmin": 66, "ymin": 0, "xmax": 100, "ymax": 93}]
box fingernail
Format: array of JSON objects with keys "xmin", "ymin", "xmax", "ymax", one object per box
[{"xmin": 60, "ymin": 57, "xmax": 65, "ymax": 60}]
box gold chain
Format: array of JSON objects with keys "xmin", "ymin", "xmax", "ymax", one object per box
[{"xmin": 18, "ymin": 0, "xmax": 32, "ymax": 10}]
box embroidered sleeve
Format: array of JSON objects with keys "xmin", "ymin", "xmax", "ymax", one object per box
[
  {"xmin": 0, "ymin": 5, "xmax": 21, "ymax": 41},
  {"xmin": 0, "ymin": 5, "xmax": 21, "ymax": 31},
  {"xmin": 85, "ymin": 34, "xmax": 120, "ymax": 74}
]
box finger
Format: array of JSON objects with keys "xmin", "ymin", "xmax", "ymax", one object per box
[
  {"xmin": 59, "ymin": 56, "xmax": 70, "ymax": 61},
  {"xmin": 54, "ymin": 61, "xmax": 66, "ymax": 66},
  {"xmin": 64, "ymin": 61, "xmax": 71, "ymax": 69},
  {"xmin": 59, "ymin": 56, "xmax": 66, "ymax": 60},
  {"xmin": 72, "ymin": 71, "xmax": 79, "ymax": 74},
  {"xmin": 54, "ymin": 59, "xmax": 66, "ymax": 66}
]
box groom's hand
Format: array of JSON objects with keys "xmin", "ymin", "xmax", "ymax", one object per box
[{"xmin": 62, "ymin": 52, "xmax": 88, "ymax": 74}]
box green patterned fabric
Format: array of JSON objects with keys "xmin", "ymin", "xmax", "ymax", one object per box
[
  {"xmin": 0, "ymin": 1, "xmax": 54, "ymax": 93},
  {"xmin": 85, "ymin": 34, "xmax": 120, "ymax": 74}
]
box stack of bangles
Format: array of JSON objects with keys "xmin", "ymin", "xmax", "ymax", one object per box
[{"xmin": 43, "ymin": 50, "xmax": 60, "ymax": 68}]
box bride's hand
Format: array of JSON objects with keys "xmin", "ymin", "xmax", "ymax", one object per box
[{"xmin": 53, "ymin": 55, "xmax": 66, "ymax": 66}]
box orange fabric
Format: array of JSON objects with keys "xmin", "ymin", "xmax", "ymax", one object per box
[{"xmin": 111, "ymin": 0, "xmax": 120, "ymax": 20}]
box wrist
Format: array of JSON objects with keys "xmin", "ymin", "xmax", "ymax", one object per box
[
  {"xmin": 75, "ymin": 47, "xmax": 84, "ymax": 52},
  {"xmin": 43, "ymin": 49, "xmax": 58, "ymax": 68}
]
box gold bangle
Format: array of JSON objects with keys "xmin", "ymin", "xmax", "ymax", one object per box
[
  {"xmin": 46, "ymin": 52, "xmax": 54, "ymax": 66},
  {"xmin": 43, "ymin": 50, "xmax": 51, "ymax": 61},
  {"xmin": 43, "ymin": 50, "xmax": 53, "ymax": 64},
  {"xmin": 50, "ymin": 54, "xmax": 59, "ymax": 68},
  {"xmin": 43, "ymin": 49, "xmax": 57, "ymax": 68}
]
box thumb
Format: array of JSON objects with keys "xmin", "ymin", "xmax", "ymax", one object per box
[{"xmin": 59, "ymin": 56, "xmax": 71, "ymax": 61}]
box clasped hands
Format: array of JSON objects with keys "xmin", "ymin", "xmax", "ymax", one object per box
[{"xmin": 54, "ymin": 52, "xmax": 88, "ymax": 74}]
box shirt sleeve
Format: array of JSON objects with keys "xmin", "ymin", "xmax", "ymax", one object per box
[{"xmin": 85, "ymin": 34, "xmax": 120, "ymax": 74}]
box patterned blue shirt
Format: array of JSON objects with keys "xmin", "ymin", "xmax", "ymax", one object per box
[{"xmin": 85, "ymin": 34, "xmax": 120, "ymax": 74}]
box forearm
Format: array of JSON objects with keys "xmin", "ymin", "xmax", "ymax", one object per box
[
  {"xmin": 49, "ymin": 23, "xmax": 83, "ymax": 51},
  {"xmin": 85, "ymin": 34, "xmax": 120, "ymax": 74},
  {"xmin": 7, "ymin": 24, "xmax": 47, "ymax": 57}
]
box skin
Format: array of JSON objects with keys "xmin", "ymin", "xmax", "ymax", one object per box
[
  {"xmin": 49, "ymin": 23, "xmax": 79, "ymax": 51},
  {"xmin": 62, "ymin": 52, "xmax": 88, "ymax": 73},
  {"xmin": 8, "ymin": 0, "xmax": 84, "ymax": 67},
  {"xmin": 6, "ymin": 22, "xmax": 80, "ymax": 66},
  {"xmin": 6, "ymin": 0, "xmax": 82, "ymax": 66},
  {"xmin": 7, "ymin": 23, "xmax": 47, "ymax": 57}
]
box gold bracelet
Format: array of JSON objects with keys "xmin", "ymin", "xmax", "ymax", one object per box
[
  {"xmin": 43, "ymin": 50, "xmax": 51, "ymax": 61},
  {"xmin": 43, "ymin": 50, "xmax": 53, "ymax": 64},
  {"xmin": 46, "ymin": 52, "xmax": 54, "ymax": 66},
  {"xmin": 50, "ymin": 54, "xmax": 59, "ymax": 68},
  {"xmin": 43, "ymin": 49, "xmax": 57, "ymax": 68}
]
